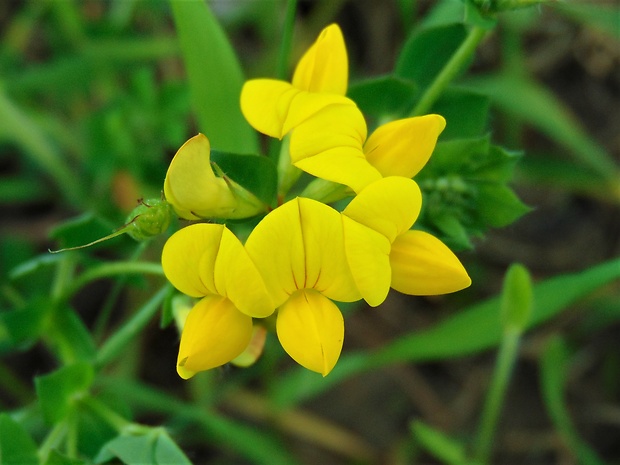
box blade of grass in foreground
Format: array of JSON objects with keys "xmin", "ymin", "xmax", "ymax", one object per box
[
  {"xmin": 170, "ymin": 0, "xmax": 258, "ymax": 154},
  {"xmin": 272, "ymin": 258, "xmax": 620, "ymax": 408}
]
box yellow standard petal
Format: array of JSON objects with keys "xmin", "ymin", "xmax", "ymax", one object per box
[
  {"xmin": 390, "ymin": 230, "xmax": 472, "ymax": 295},
  {"xmin": 164, "ymin": 134, "xmax": 237, "ymax": 220},
  {"xmin": 240, "ymin": 79, "xmax": 351, "ymax": 139},
  {"xmin": 177, "ymin": 295, "xmax": 253, "ymax": 379},
  {"xmin": 343, "ymin": 176, "xmax": 422, "ymax": 243},
  {"xmin": 213, "ymin": 228, "xmax": 274, "ymax": 318},
  {"xmin": 161, "ymin": 223, "xmax": 224, "ymax": 298},
  {"xmin": 245, "ymin": 198, "xmax": 361, "ymax": 306},
  {"xmin": 364, "ymin": 115, "xmax": 446, "ymax": 178},
  {"xmin": 276, "ymin": 289, "xmax": 344, "ymax": 376},
  {"xmin": 292, "ymin": 24, "xmax": 348, "ymax": 95},
  {"xmin": 342, "ymin": 216, "xmax": 392, "ymax": 307}
]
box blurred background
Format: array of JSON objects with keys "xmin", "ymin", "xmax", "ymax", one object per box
[{"xmin": 1, "ymin": 1, "xmax": 619, "ymax": 464}]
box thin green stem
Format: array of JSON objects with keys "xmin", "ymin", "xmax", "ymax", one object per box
[
  {"xmin": 79, "ymin": 395, "xmax": 130, "ymax": 432},
  {"xmin": 93, "ymin": 242, "xmax": 149, "ymax": 342},
  {"xmin": 38, "ymin": 421, "xmax": 68, "ymax": 463},
  {"xmin": 51, "ymin": 254, "xmax": 76, "ymax": 302},
  {"xmin": 61, "ymin": 261, "xmax": 164, "ymax": 302},
  {"xmin": 410, "ymin": 25, "xmax": 487, "ymax": 116},
  {"xmin": 473, "ymin": 328, "xmax": 521, "ymax": 464},
  {"xmin": 95, "ymin": 285, "xmax": 169, "ymax": 369}
]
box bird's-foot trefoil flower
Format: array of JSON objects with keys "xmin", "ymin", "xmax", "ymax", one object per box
[
  {"xmin": 343, "ymin": 176, "xmax": 472, "ymax": 300},
  {"xmin": 161, "ymin": 223, "xmax": 273, "ymax": 378},
  {"xmin": 164, "ymin": 134, "xmax": 265, "ymax": 220},
  {"xmin": 244, "ymin": 196, "xmax": 375, "ymax": 376},
  {"xmin": 240, "ymin": 24, "xmax": 353, "ymax": 141}
]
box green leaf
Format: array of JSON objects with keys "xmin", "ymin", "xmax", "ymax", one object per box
[
  {"xmin": 396, "ymin": 23, "xmax": 468, "ymax": 90},
  {"xmin": 272, "ymin": 258, "xmax": 620, "ymax": 408},
  {"xmin": 211, "ymin": 150, "xmax": 277, "ymax": 207},
  {"xmin": 171, "ymin": 0, "xmax": 258, "ymax": 154},
  {"xmin": 347, "ymin": 75, "xmax": 417, "ymax": 119},
  {"xmin": 553, "ymin": 2, "xmax": 620, "ymax": 40},
  {"xmin": 540, "ymin": 337, "xmax": 608, "ymax": 465},
  {"xmin": 0, "ymin": 295, "xmax": 52, "ymax": 352},
  {"xmin": 35, "ymin": 362, "xmax": 94, "ymax": 424},
  {"xmin": 411, "ymin": 420, "xmax": 467, "ymax": 465},
  {"xmin": 500, "ymin": 264, "xmax": 533, "ymax": 332},
  {"xmin": 475, "ymin": 183, "xmax": 531, "ymax": 228},
  {"xmin": 44, "ymin": 450, "xmax": 87, "ymax": 465},
  {"xmin": 431, "ymin": 87, "xmax": 490, "ymax": 139},
  {"xmin": 95, "ymin": 427, "xmax": 192, "ymax": 465},
  {"xmin": 0, "ymin": 413, "xmax": 39, "ymax": 465},
  {"xmin": 461, "ymin": 73, "xmax": 619, "ymax": 183},
  {"xmin": 49, "ymin": 307, "xmax": 97, "ymax": 363}
]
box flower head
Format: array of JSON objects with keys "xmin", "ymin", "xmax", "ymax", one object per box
[
  {"xmin": 244, "ymin": 197, "xmax": 367, "ymax": 376},
  {"xmin": 164, "ymin": 134, "xmax": 264, "ymax": 220},
  {"xmin": 161, "ymin": 223, "xmax": 273, "ymax": 378}
]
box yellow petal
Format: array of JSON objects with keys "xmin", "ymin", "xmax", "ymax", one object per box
[
  {"xmin": 245, "ymin": 198, "xmax": 361, "ymax": 305},
  {"xmin": 390, "ymin": 230, "xmax": 471, "ymax": 295},
  {"xmin": 294, "ymin": 148, "xmax": 382, "ymax": 194},
  {"xmin": 213, "ymin": 228, "xmax": 274, "ymax": 318},
  {"xmin": 289, "ymin": 102, "xmax": 366, "ymax": 163},
  {"xmin": 161, "ymin": 223, "xmax": 224, "ymax": 298},
  {"xmin": 297, "ymin": 198, "xmax": 361, "ymax": 302},
  {"xmin": 240, "ymin": 79, "xmax": 351, "ymax": 139},
  {"xmin": 230, "ymin": 325, "xmax": 268, "ymax": 368},
  {"xmin": 292, "ymin": 24, "xmax": 348, "ymax": 95},
  {"xmin": 342, "ymin": 216, "xmax": 392, "ymax": 307},
  {"xmin": 276, "ymin": 289, "xmax": 344, "ymax": 376},
  {"xmin": 343, "ymin": 177, "xmax": 422, "ymax": 243},
  {"xmin": 164, "ymin": 134, "xmax": 238, "ymax": 220},
  {"xmin": 177, "ymin": 295, "xmax": 253, "ymax": 379},
  {"xmin": 364, "ymin": 115, "xmax": 446, "ymax": 178}
]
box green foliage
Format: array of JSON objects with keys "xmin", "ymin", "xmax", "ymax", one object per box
[
  {"xmin": 0, "ymin": 414, "xmax": 39, "ymax": 465},
  {"xmin": 500, "ymin": 263, "xmax": 532, "ymax": 332},
  {"xmin": 36, "ymin": 363, "xmax": 94, "ymax": 424}
]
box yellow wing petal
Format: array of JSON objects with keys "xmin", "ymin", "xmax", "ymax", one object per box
[
  {"xmin": 342, "ymin": 216, "xmax": 392, "ymax": 307},
  {"xmin": 292, "ymin": 24, "xmax": 348, "ymax": 95},
  {"xmin": 390, "ymin": 230, "xmax": 471, "ymax": 295},
  {"xmin": 343, "ymin": 176, "xmax": 422, "ymax": 242},
  {"xmin": 364, "ymin": 115, "xmax": 446, "ymax": 178},
  {"xmin": 214, "ymin": 228, "xmax": 274, "ymax": 318},
  {"xmin": 161, "ymin": 223, "xmax": 224, "ymax": 298},
  {"xmin": 177, "ymin": 295, "xmax": 253, "ymax": 379},
  {"xmin": 276, "ymin": 289, "xmax": 344, "ymax": 376}
]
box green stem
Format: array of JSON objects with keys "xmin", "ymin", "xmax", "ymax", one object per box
[
  {"xmin": 410, "ymin": 25, "xmax": 487, "ymax": 116},
  {"xmin": 473, "ymin": 328, "xmax": 521, "ymax": 464},
  {"xmin": 80, "ymin": 395, "xmax": 130, "ymax": 432},
  {"xmin": 95, "ymin": 285, "xmax": 169, "ymax": 369},
  {"xmin": 93, "ymin": 242, "xmax": 149, "ymax": 342},
  {"xmin": 38, "ymin": 421, "xmax": 68, "ymax": 463},
  {"xmin": 61, "ymin": 261, "xmax": 164, "ymax": 302}
]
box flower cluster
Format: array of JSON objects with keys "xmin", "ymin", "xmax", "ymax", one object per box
[{"xmin": 162, "ymin": 24, "xmax": 471, "ymax": 378}]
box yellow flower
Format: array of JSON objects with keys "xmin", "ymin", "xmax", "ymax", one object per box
[
  {"xmin": 164, "ymin": 134, "xmax": 265, "ymax": 220},
  {"xmin": 161, "ymin": 223, "xmax": 273, "ymax": 378},
  {"xmin": 244, "ymin": 196, "xmax": 382, "ymax": 376},
  {"xmin": 290, "ymin": 102, "xmax": 446, "ymax": 192},
  {"xmin": 240, "ymin": 24, "xmax": 354, "ymax": 140},
  {"xmin": 343, "ymin": 176, "xmax": 471, "ymax": 301}
]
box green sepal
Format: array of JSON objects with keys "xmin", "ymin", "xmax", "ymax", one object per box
[
  {"xmin": 35, "ymin": 362, "xmax": 95, "ymax": 424},
  {"xmin": 210, "ymin": 150, "xmax": 278, "ymax": 208}
]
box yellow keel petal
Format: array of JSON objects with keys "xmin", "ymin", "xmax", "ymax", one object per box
[
  {"xmin": 276, "ymin": 289, "xmax": 344, "ymax": 376},
  {"xmin": 177, "ymin": 295, "xmax": 253, "ymax": 379}
]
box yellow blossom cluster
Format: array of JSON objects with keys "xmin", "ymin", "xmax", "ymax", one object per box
[{"xmin": 162, "ymin": 24, "xmax": 471, "ymax": 378}]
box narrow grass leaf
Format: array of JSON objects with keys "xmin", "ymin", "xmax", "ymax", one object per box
[{"xmin": 170, "ymin": 1, "xmax": 258, "ymax": 154}]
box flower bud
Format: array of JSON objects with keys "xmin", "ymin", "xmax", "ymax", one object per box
[
  {"xmin": 164, "ymin": 134, "xmax": 266, "ymax": 220},
  {"xmin": 125, "ymin": 198, "xmax": 174, "ymax": 241}
]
